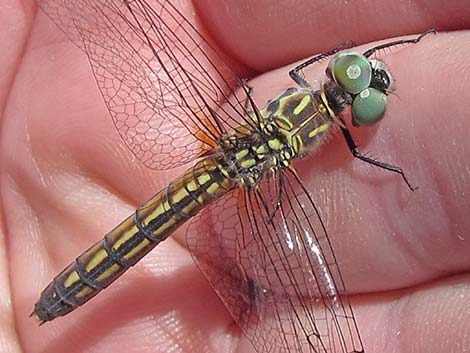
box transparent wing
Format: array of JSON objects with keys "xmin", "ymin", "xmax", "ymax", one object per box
[
  {"xmin": 36, "ymin": 0, "xmax": 255, "ymax": 169},
  {"xmin": 187, "ymin": 168, "xmax": 364, "ymax": 353}
]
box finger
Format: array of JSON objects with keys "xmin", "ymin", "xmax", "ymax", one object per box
[
  {"xmin": 357, "ymin": 273, "xmax": 470, "ymax": 352},
  {"xmin": 194, "ymin": 0, "xmax": 470, "ymax": 71}
]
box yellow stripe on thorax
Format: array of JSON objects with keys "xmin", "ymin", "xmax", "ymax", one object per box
[
  {"xmin": 293, "ymin": 95, "xmax": 311, "ymax": 115},
  {"xmin": 308, "ymin": 123, "xmax": 330, "ymax": 138}
]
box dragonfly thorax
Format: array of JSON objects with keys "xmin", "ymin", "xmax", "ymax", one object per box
[
  {"xmin": 216, "ymin": 85, "xmax": 349, "ymax": 187},
  {"xmin": 259, "ymin": 87, "xmax": 342, "ymax": 159},
  {"xmin": 217, "ymin": 129, "xmax": 294, "ymax": 187}
]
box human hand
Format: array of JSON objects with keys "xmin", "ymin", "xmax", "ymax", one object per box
[{"xmin": 1, "ymin": 1, "xmax": 470, "ymax": 352}]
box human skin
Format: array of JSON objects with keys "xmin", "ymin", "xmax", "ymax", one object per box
[{"xmin": 1, "ymin": 1, "xmax": 470, "ymax": 353}]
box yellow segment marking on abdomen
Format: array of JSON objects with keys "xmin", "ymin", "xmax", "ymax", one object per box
[
  {"xmin": 85, "ymin": 248, "xmax": 109, "ymax": 272},
  {"xmin": 123, "ymin": 238, "xmax": 151, "ymax": 261},
  {"xmin": 96, "ymin": 263, "xmax": 121, "ymax": 282},
  {"xmin": 112, "ymin": 224, "xmax": 140, "ymax": 251},
  {"xmin": 64, "ymin": 271, "xmax": 80, "ymax": 288}
]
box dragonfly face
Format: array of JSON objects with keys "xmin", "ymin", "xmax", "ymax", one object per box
[
  {"xmin": 326, "ymin": 51, "xmax": 395, "ymax": 127},
  {"xmin": 32, "ymin": 0, "xmax": 434, "ymax": 351}
]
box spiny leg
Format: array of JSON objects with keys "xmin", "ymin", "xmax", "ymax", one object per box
[
  {"xmin": 239, "ymin": 78, "xmax": 267, "ymax": 128},
  {"xmin": 340, "ymin": 125, "xmax": 417, "ymax": 191},
  {"xmin": 266, "ymin": 169, "xmax": 285, "ymax": 223},
  {"xmin": 363, "ymin": 28, "xmax": 436, "ymax": 58},
  {"xmin": 289, "ymin": 40, "xmax": 355, "ymax": 87},
  {"xmin": 241, "ymin": 79, "xmax": 254, "ymax": 114}
]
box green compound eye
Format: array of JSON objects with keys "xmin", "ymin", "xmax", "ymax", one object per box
[
  {"xmin": 328, "ymin": 51, "xmax": 372, "ymax": 94},
  {"xmin": 352, "ymin": 88, "xmax": 388, "ymax": 126}
]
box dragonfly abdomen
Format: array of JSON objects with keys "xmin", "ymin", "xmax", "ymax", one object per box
[{"xmin": 34, "ymin": 157, "xmax": 235, "ymax": 323}]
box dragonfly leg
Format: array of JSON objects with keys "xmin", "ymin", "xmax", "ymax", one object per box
[
  {"xmin": 241, "ymin": 79, "xmax": 266, "ymax": 126},
  {"xmin": 266, "ymin": 170, "xmax": 285, "ymax": 223},
  {"xmin": 340, "ymin": 125, "xmax": 417, "ymax": 191},
  {"xmin": 363, "ymin": 28, "xmax": 436, "ymax": 58},
  {"xmin": 241, "ymin": 79, "xmax": 254, "ymax": 113},
  {"xmin": 289, "ymin": 40, "xmax": 355, "ymax": 87}
]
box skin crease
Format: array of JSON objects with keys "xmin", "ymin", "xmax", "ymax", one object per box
[{"xmin": 1, "ymin": 0, "xmax": 470, "ymax": 353}]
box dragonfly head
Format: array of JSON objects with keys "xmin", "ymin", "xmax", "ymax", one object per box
[{"xmin": 326, "ymin": 51, "xmax": 395, "ymax": 127}]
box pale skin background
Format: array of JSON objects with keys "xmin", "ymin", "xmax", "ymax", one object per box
[{"xmin": 1, "ymin": 1, "xmax": 470, "ymax": 352}]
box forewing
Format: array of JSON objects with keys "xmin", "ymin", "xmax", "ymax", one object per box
[
  {"xmin": 187, "ymin": 170, "xmax": 364, "ymax": 353},
  {"xmin": 36, "ymin": 0, "xmax": 253, "ymax": 169}
]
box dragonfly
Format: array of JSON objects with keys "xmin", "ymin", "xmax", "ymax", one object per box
[{"xmin": 32, "ymin": 0, "xmax": 434, "ymax": 352}]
